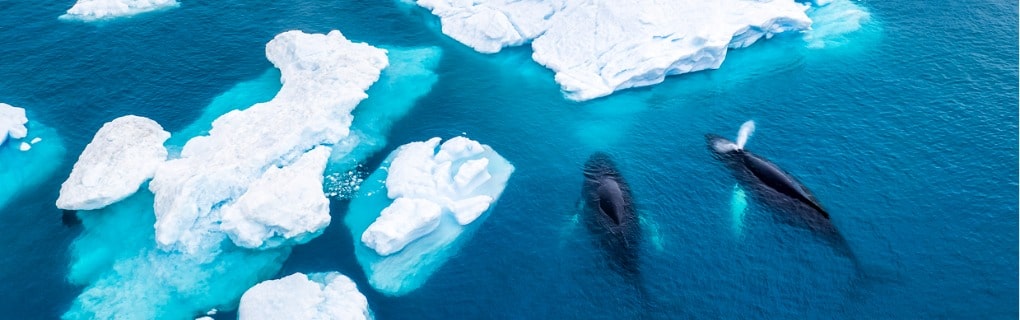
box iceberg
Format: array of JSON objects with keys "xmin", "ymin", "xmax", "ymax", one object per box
[
  {"xmin": 149, "ymin": 29, "xmax": 388, "ymax": 254},
  {"xmin": 220, "ymin": 146, "xmax": 332, "ymax": 250},
  {"xmin": 0, "ymin": 103, "xmax": 27, "ymax": 146},
  {"xmin": 57, "ymin": 115, "xmax": 170, "ymax": 210},
  {"xmin": 60, "ymin": 0, "xmax": 180, "ymax": 22},
  {"xmin": 238, "ymin": 272, "xmax": 372, "ymax": 320},
  {"xmin": 411, "ymin": 0, "xmax": 830, "ymax": 100},
  {"xmin": 64, "ymin": 29, "xmax": 398, "ymax": 319},
  {"xmin": 346, "ymin": 137, "xmax": 514, "ymax": 295}
]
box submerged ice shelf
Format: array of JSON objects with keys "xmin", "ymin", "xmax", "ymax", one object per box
[
  {"xmin": 0, "ymin": 103, "xmax": 65, "ymax": 210},
  {"xmin": 347, "ymin": 137, "xmax": 514, "ymax": 296},
  {"xmin": 64, "ymin": 30, "xmax": 386, "ymax": 318},
  {"xmin": 411, "ymin": 0, "xmax": 871, "ymax": 101},
  {"xmin": 239, "ymin": 272, "xmax": 372, "ymax": 320},
  {"xmin": 63, "ymin": 28, "xmax": 445, "ymax": 319}
]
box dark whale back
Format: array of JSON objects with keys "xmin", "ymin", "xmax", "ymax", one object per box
[
  {"xmin": 582, "ymin": 152, "xmax": 634, "ymax": 228},
  {"xmin": 581, "ymin": 152, "xmax": 642, "ymax": 283},
  {"xmin": 739, "ymin": 151, "xmax": 829, "ymax": 219},
  {"xmin": 597, "ymin": 178, "xmax": 625, "ymax": 225}
]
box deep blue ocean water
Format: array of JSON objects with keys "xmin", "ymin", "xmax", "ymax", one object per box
[{"xmin": 1, "ymin": 0, "xmax": 1017, "ymax": 318}]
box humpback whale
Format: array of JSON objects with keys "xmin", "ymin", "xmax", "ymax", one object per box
[
  {"xmin": 708, "ymin": 121, "xmax": 872, "ymax": 275},
  {"xmin": 581, "ymin": 152, "xmax": 641, "ymax": 276},
  {"xmin": 706, "ymin": 121, "xmax": 830, "ymax": 226}
]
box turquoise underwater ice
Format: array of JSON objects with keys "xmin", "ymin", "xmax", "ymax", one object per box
[
  {"xmin": 61, "ymin": 44, "xmax": 443, "ymax": 318},
  {"xmin": 0, "ymin": 0, "xmax": 1015, "ymax": 318}
]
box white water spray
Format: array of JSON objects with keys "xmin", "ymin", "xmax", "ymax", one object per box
[{"xmin": 735, "ymin": 120, "xmax": 755, "ymax": 150}]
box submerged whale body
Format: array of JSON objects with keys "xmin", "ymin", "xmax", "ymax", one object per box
[
  {"xmin": 706, "ymin": 121, "xmax": 862, "ymax": 268},
  {"xmin": 706, "ymin": 119, "xmax": 829, "ymax": 222},
  {"xmin": 581, "ymin": 152, "xmax": 641, "ymax": 276},
  {"xmin": 709, "ymin": 134, "xmax": 829, "ymax": 219}
]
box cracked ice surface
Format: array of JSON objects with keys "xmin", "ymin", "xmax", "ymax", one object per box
[
  {"xmin": 412, "ymin": 0, "xmax": 867, "ymax": 100},
  {"xmin": 346, "ymin": 137, "xmax": 514, "ymax": 296},
  {"xmin": 149, "ymin": 30, "xmax": 387, "ymax": 254}
]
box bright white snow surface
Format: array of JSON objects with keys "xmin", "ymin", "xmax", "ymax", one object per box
[
  {"xmin": 60, "ymin": 0, "xmax": 180, "ymax": 22},
  {"xmin": 239, "ymin": 272, "xmax": 372, "ymax": 320},
  {"xmin": 220, "ymin": 146, "xmax": 332, "ymax": 249},
  {"xmin": 149, "ymin": 30, "xmax": 388, "ymax": 254},
  {"xmin": 413, "ymin": 0, "xmax": 813, "ymax": 100},
  {"xmin": 57, "ymin": 115, "xmax": 169, "ymax": 210},
  {"xmin": 0, "ymin": 103, "xmax": 28, "ymax": 146},
  {"xmin": 346, "ymin": 136, "xmax": 514, "ymax": 296}
]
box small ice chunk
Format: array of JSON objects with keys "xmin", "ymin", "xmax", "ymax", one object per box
[
  {"xmin": 433, "ymin": 136, "xmax": 484, "ymax": 163},
  {"xmin": 57, "ymin": 115, "xmax": 169, "ymax": 210},
  {"xmin": 362, "ymin": 197, "xmax": 442, "ymax": 256},
  {"xmin": 0, "ymin": 103, "xmax": 28, "ymax": 146},
  {"xmin": 60, "ymin": 0, "xmax": 180, "ymax": 22},
  {"xmin": 238, "ymin": 272, "xmax": 372, "ymax": 320},
  {"xmin": 19, "ymin": 142, "xmax": 30, "ymax": 151},
  {"xmin": 453, "ymin": 158, "xmax": 491, "ymax": 195},
  {"xmin": 219, "ymin": 147, "xmax": 333, "ymax": 250},
  {"xmin": 448, "ymin": 195, "xmax": 492, "ymax": 225},
  {"xmin": 30, "ymin": 137, "xmax": 41, "ymax": 144}
]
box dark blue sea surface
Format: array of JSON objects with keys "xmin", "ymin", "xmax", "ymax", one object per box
[{"xmin": 0, "ymin": 0, "xmax": 1016, "ymax": 318}]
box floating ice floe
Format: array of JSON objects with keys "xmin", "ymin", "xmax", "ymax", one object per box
[
  {"xmin": 65, "ymin": 29, "xmax": 398, "ymax": 319},
  {"xmin": 347, "ymin": 136, "xmax": 514, "ymax": 295},
  {"xmin": 57, "ymin": 115, "xmax": 169, "ymax": 210},
  {"xmin": 239, "ymin": 272, "xmax": 372, "ymax": 320},
  {"xmin": 0, "ymin": 103, "xmax": 28, "ymax": 146},
  {"xmin": 149, "ymin": 29, "xmax": 387, "ymax": 254},
  {"xmin": 60, "ymin": 0, "xmax": 180, "ymax": 22},
  {"xmin": 412, "ymin": 0, "xmax": 871, "ymax": 101}
]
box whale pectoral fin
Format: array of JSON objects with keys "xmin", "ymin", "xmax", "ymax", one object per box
[
  {"xmin": 730, "ymin": 184, "xmax": 748, "ymax": 237},
  {"xmin": 639, "ymin": 215, "xmax": 664, "ymax": 252}
]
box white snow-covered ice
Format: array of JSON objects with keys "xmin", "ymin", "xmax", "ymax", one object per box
[
  {"xmin": 346, "ymin": 136, "xmax": 514, "ymax": 295},
  {"xmin": 412, "ymin": 0, "xmax": 869, "ymax": 100},
  {"xmin": 149, "ymin": 29, "xmax": 388, "ymax": 253},
  {"xmin": 60, "ymin": 0, "xmax": 180, "ymax": 22},
  {"xmin": 57, "ymin": 115, "xmax": 169, "ymax": 210},
  {"xmin": 239, "ymin": 272, "xmax": 372, "ymax": 320},
  {"xmin": 361, "ymin": 197, "xmax": 442, "ymax": 256},
  {"xmin": 0, "ymin": 103, "xmax": 28, "ymax": 146},
  {"xmin": 220, "ymin": 146, "xmax": 332, "ymax": 250},
  {"xmin": 64, "ymin": 29, "xmax": 403, "ymax": 319}
]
